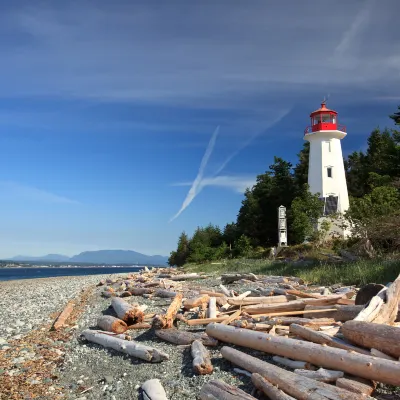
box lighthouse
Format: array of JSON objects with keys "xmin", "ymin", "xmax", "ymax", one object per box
[{"xmin": 304, "ymin": 101, "xmax": 350, "ymax": 238}]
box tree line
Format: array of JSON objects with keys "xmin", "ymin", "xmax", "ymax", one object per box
[{"xmin": 168, "ymin": 106, "xmax": 400, "ymax": 266}]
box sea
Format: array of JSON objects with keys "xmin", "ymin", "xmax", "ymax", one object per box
[{"xmin": 0, "ymin": 266, "xmax": 145, "ymax": 281}]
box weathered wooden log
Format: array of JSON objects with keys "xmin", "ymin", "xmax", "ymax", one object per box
[
  {"xmin": 153, "ymin": 289, "xmax": 177, "ymax": 298},
  {"xmin": 206, "ymin": 323, "xmax": 400, "ymax": 385},
  {"xmin": 111, "ymin": 297, "xmax": 144, "ymax": 324},
  {"xmin": 199, "ymin": 380, "xmax": 256, "ymax": 400},
  {"xmin": 82, "ymin": 329, "xmax": 168, "ymax": 362},
  {"xmin": 129, "ymin": 287, "xmax": 154, "ymax": 296},
  {"xmin": 303, "ymin": 305, "xmax": 363, "ymax": 321},
  {"xmin": 170, "ymin": 273, "xmax": 201, "ymax": 281},
  {"xmin": 268, "ymin": 317, "xmax": 335, "ymax": 327},
  {"xmin": 155, "ymin": 329, "xmax": 218, "ymax": 346},
  {"xmin": 235, "ymin": 291, "xmax": 252, "ymax": 301},
  {"xmin": 227, "ymin": 295, "xmax": 295, "ymax": 306},
  {"xmin": 141, "ymin": 378, "xmax": 168, "ymax": 400},
  {"xmin": 219, "ymin": 284, "xmax": 231, "ymax": 297},
  {"xmin": 251, "ymin": 373, "xmax": 296, "ymax": 399},
  {"xmin": 252, "ymin": 308, "xmax": 337, "ymax": 318},
  {"xmin": 289, "ymin": 323, "xmax": 370, "ymax": 355},
  {"xmin": 183, "ymin": 295, "xmax": 210, "ymax": 310},
  {"xmin": 294, "ymin": 368, "xmax": 344, "ymax": 383},
  {"xmin": 191, "ymin": 339, "xmax": 213, "ymax": 375},
  {"xmin": 221, "ymin": 273, "xmax": 258, "ymax": 284},
  {"xmin": 127, "ymin": 322, "xmax": 151, "ymax": 330},
  {"xmin": 51, "ymin": 300, "xmax": 75, "ymax": 331},
  {"xmin": 286, "ymin": 289, "xmax": 321, "ymax": 299},
  {"xmin": 243, "ymin": 296, "xmax": 344, "ymax": 314},
  {"xmin": 342, "ymin": 320, "xmax": 400, "ymax": 358},
  {"xmin": 336, "ymin": 377, "xmax": 375, "ymax": 396},
  {"xmin": 200, "ymin": 290, "xmax": 226, "ymax": 298},
  {"xmin": 221, "ymin": 346, "xmax": 370, "ymax": 400},
  {"xmin": 187, "ymin": 316, "xmax": 229, "ymax": 326},
  {"xmin": 120, "ymin": 291, "xmax": 132, "ymax": 297},
  {"xmin": 153, "ymin": 293, "xmax": 183, "ymax": 329},
  {"xmin": 272, "ymin": 356, "xmax": 316, "ymax": 370},
  {"xmin": 97, "ymin": 315, "xmax": 128, "ymax": 334},
  {"xmin": 354, "ymin": 274, "xmax": 400, "ymax": 324},
  {"xmin": 221, "ymin": 309, "xmax": 241, "ymax": 325},
  {"xmin": 208, "ymin": 297, "xmax": 217, "ymax": 318},
  {"xmin": 370, "ymin": 348, "xmax": 397, "ymax": 361}
]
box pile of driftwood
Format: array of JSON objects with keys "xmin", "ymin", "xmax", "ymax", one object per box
[{"xmin": 80, "ymin": 268, "xmax": 400, "ymax": 399}]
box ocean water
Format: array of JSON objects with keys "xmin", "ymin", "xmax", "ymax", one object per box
[{"xmin": 0, "ymin": 266, "xmax": 144, "ymax": 281}]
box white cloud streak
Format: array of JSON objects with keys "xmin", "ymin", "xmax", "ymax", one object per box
[
  {"xmin": 169, "ymin": 126, "xmax": 220, "ymax": 222},
  {"xmin": 0, "ymin": 181, "xmax": 79, "ymax": 205}
]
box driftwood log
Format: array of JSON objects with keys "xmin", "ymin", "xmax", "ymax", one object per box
[
  {"xmin": 272, "ymin": 356, "xmax": 316, "ymax": 370},
  {"xmin": 251, "ymin": 373, "xmax": 295, "ymax": 399},
  {"xmin": 200, "ymin": 290, "xmax": 226, "ymax": 298},
  {"xmin": 141, "ymin": 378, "xmax": 168, "ymax": 400},
  {"xmin": 206, "ymin": 323, "xmax": 400, "ymax": 385},
  {"xmin": 294, "ymin": 368, "xmax": 344, "ymax": 383},
  {"xmin": 183, "ymin": 295, "xmax": 209, "ymax": 310},
  {"xmin": 342, "ymin": 320, "xmax": 400, "ymax": 358},
  {"xmin": 153, "ymin": 289, "xmax": 177, "ymax": 298},
  {"xmin": 82, "ymin": 330, "xmax": 168, "ymax": 362},
  {"xmin": 111, "ymin": 297, "xmax": 144, "ymax": 324},
  {"xmin": 227, "ymin": 295, "xmax": 295, "ymax": 306},
  {"xmin": 170, "ymin": 273, "xmax": 201, "ymax": 281},
  {"xmin": 303, "ymin": 305, "xmax": 363, "ymax": 321},
  {"xmin": 127, "ymin": 322, "xmax": 151, "ymax": 330},
  {"xmin": 97, "ymin": 315, "xmax": 128, "ymax": 334},
  {"xmin": 199, "ymin": 380, "xmax": 256, "ymax": 400},
  {"xmin": 155, "ymin": 329, "xmax": 218, "ymax": 346},
  {"xmin": 268, "ymin": 317, "xmax": 335, "ymax": 327},
  {"xmin": 336, "ymin": 377, "xmax": 375, "ymax": 396},
  {"xmin": 221, "ymin": 273, "xmax": 258, "ymax": 284},
  {"xmin": 219, "ymin": 284, "xmax": 231, "ymax": 297},
  {"xmin": 153, "ymin": 293, "xmax": 183, "ymax": 329},
  {"xmin": 370, "ymin": 348, "xmax": 397, "ymax": 361},
  {"xmin": 51, "ymin": 300, "xmax": 75, "ymax": 331},
  {"xmin": 221, "ymin": 346, "xmax": 370, "ymax": 400},
  {"xmin": 191, "ymin": 339, "xmax": 213, "ymax": 375},
  {"xmin": 129, "ymin": 288, "xmax": 154, "ymax": 296},
  {"xmin": 187, "ymin": 316, "xmax": 228, "ymax": 326},
  {"xmin": 208, "ymin": 297, "xmax": 217, "ymax": 318},
  {"xmin": 289, "ymin": 323, "xmax": 370, "ymax": 355}
]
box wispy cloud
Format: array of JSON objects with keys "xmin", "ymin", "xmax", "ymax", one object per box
[
  {"xmin": 169, "ymin": 126, "xmax": 220, "ymax": 222},
  {"xmin": 0, "ymin": 182, "xmax": 79, "ymax": 205},
  {"xmin": 172, "ymin": 175, "xmax": 256, "ymax": 194}
]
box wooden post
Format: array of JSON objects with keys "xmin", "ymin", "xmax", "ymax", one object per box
[
  {"xmin": 208, "ymin": 297, "xmax": 217, "ymax": 319},
  {"xmin": 206, "ymin": 323, "xmax": 400, "ymax": 385}
]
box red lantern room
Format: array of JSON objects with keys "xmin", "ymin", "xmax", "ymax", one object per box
[{"xmin": 304, "ymin": 101, "xmax": 346, "ymax": 135}]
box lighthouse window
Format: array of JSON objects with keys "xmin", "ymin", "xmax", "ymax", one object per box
[
  {"xmin": 321, "ymin": 113, "xmax": 331, "ymax": 123},
  {"xmin": 313, "ymin": 116, "xmax": 320, "ymax": 124},
  {"xmin": 327, "ymin": 167, "xmax": 332, "ymax": 178}
]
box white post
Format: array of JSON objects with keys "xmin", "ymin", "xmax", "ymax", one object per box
[{"xmin": 278, "ymin": 206, "xmax": 288, "ymax": 247}]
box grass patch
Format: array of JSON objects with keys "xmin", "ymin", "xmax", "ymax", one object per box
[{"xmin": 185, "ymin": 258, "xmax": 400, "ymax": 286}]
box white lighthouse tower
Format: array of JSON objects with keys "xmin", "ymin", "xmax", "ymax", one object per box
[{"xmin": 304, "ymin": 101, "xmax": 350, "ymax": 238}]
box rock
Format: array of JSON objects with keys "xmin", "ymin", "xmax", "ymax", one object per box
[
  {"xmin": 0, "ymin": 338, "xmax": 8, "ymax": 345},
  {"xmin": 104, "ymin": 375, "xmax": 114, "ymax": 384}
]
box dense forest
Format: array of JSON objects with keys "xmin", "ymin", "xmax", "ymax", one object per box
[{"xmin": 168, "ymin": 106, "xmax": 400, "ymax": 266}]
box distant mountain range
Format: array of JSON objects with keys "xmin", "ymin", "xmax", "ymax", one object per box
[{"xmin": 9, "ymin": 250, "xmax": 168, "ymax": 265}]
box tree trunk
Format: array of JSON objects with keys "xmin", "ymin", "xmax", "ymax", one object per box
[
  {"xmin": 251, "ymin": 373, "xmax": 296, "ymax": 399},
  {"xmin": 141, "ymin": 379, "xmax": 168, "ymax": 400},
  {"xmin": 183, "ymin": 295, "xmax": 210, "ymax": 310},
  {"xmin": 342, "ymin": 320, "xmax": 400, "ymax": 358},
  {"xmin": 191, "ymin": 339, "xmax": 213, "ymax": 375},
  {"xmin": 221, "ymin": 346, "xmax": 370, "ymax": 400},
  {"xmin": 97, "ymin": 315, "xmax": 127, "ymax": 334},
  {"xmin": 82, "ymin": 329, "xmax": 168, "ymax": 362},
  {"xmin": 208, "ymin": 297, "xmax": 217, "ymax": 319},
  {"xmin": 155, "ymin": 329, "xmax": 218, "ymax": 346},
  {"xmin": 294, "ymin": 368, "xmax": 344, "ymax": 383},
  {"xmin": 153, "ymin": 293, "xmax": 183, "ymax": 329},
  {"xmin": 206, "ymin": 323, "xmax": 400, "ymax": 386},
  {"xmin": 111, "ymin": 297, "xmax": 144, "ymax": 324},
  {"xmin": 199, "ymin": 380, "xmax": 256, "ymax": 400},
  {"xmin": 227, "ymin": 295, "xmax": 295, "ymax": 306},
  {"xmin": 289, "ymin": 323, "xmax": 370, "ymax": 355}
]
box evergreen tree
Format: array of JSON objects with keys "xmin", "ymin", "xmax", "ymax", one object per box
[
  {"xmin": 390, "ymin": 105, "xmax": 400, "ymax": 125},
  {"xmin": 293, "ymin": 142, "xmax": 310, "ymax": 190}
]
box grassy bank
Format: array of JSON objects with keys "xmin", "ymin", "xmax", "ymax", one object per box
[{"xmin": 184, "ymin": 258, "xmax": 400, "ymax": 286}]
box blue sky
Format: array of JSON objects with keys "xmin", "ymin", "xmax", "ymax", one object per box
[{"xmin": 0, "ymin": 0, "xmax": 399, "ymax": 258}]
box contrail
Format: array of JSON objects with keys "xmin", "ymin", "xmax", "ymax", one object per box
[{"xmin": 169, "ymin": 125, "xmax": 220, "ymax": 222}]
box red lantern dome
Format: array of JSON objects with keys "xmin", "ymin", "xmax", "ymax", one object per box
[{"xmin": 304, "ymin": 101, "xmax": 346, "ymax": 135}]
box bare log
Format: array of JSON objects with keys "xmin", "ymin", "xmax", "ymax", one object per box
[
  {"xmin": 370, "ymin": 348, "xmax": 397, "ymax": 361},
  {"xmin": 206, "ymin": 323, "xmax": 400, "ymax": 385},
  {"xmin": 187, "ymin": 316, "xmax": 229, "ymax": 326},
  {"xmin": 294, "ymin": 368, "xmax": 344, "ymax": 383},
  {"xmin": 191, "ymin": 339, "xmax": 213, "ymax": 375},
  {"xmin": 272, "ymin": 356, "xmax": 316, "ymax": 370},
  {"xmin": 170, "ymin": 273, "xmax": 201, "ymax": 281},
  {"xmin": 82, "ymin": 329, "xmax": 168, "ymax": 362},
  {"xmin": 199, "ymin": 380, "xmax": 256, "ymax": 400},
  {"xmin": 153, "ymin": 293, "xmax": 183, "ymax": 329},
  {"xmin": 221, "ymin": 346, "xmax": 370, "ymax": 400},
  {"xmin": 111, "ymin": 297, "xmax": 144, "ymax": 324},
  {"xmin": 221, "ymin": 273, "xmax": 258, "ymax": 284},
  {"xmin": 208, "ymin": 297, "xmax": 217, "ymax": 318},
  {"xmin": 289, "ymin": 323, "xmax": 370, "ymax": 355},
  {"xmin": 127, "ymin": 322, "xmax": 151, "ymax": 330},
  {"xmin": 251, "ymin": 373, "xmax": 295, "ymax": 400},
  {"xmin": 286, "ymin": 289, "xmax": 321, "ymax": 299},
  {"xmin": 227, "ymin": 295, "xmax": 295, "ymax": 306},
  {"xmin": 268, "ymin": 317, "xmax": 335, "ymax": 327},
  {"xmin": 97, "ymin": 315, "xmax": 127, "ymax": 334},
  {"xmin": 342, "ymin": 320, "xmax": 400, "ymax": 358},
  {"xmin": 51, "ymin": 300, "xmax": 75, "ymax": 331},
  {"xmin": 183, "ymin": 295, "xmax": 210, "ymax": 310},
  {"xmin": 235, "ymin": 291, "xmax": 252, "ymax": 301},
  {"xmin": 219, "ymin": 284, "xmax": 231, "ymax": 297},
  {"xmin": 336, "ymin": 377, "xmax": 375, "ymax": 396},
  {"xmin": 200, "ymin": 290, "xmax": 226, "ymax": 298},
  {"xmin": 153, "ymin": 289, "xmax": 177, "ymax": 298},
  {"xmin": 303, "ymin": 305, "xmax": 363, "ymax": 321},
  {"xmin": 155, "ymin": 329, "xmax": 218, "ymax": 346},
  {"xmin": 129, "ymin": 287, "xmax": 154, "ymax": 296},
  {"xmin": 141, "ymin": 378, "xmax": 168, "ymax": 400}
]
